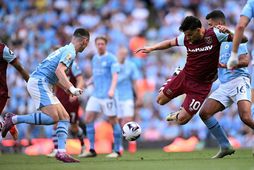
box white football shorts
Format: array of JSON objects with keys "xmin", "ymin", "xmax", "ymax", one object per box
[
  {"xmin": 27, "ymin": 77, "xmax": 60, "ymax": 109},
  {"xmin": 86, "ymin": 96, "xmax": 117, "ymax": 117},
  {"xmin": 117, "ymin": 99, "xmax": 135, "ymax": 118},
  {"xmin": 209, "ymin": 76, "xmax": 251, "ymax": 108}
]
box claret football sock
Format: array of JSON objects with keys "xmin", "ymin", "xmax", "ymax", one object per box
[
  {"xmin": 77, "ymin": 127, "xmax": 85, "ymax": 148},
  {"xmin": 13, "ymin": 112, "xmax": 55, "ymax": 125},
  {"xmin": 203, "ymin": 116, "xmax": 230, "ymax": 148}
]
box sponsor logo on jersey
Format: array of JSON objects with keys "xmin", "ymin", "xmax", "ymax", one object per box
[{"xmin": 187, "ymin": 45, "xmax": 213, "ymax": 52}]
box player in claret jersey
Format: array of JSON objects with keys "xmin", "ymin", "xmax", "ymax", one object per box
[
  {"xmin": 136, "ymin": 16, "xmax": 247, "ymax": 125},
  {"xmin": 0, "ymin": 42, "xmax": 29, "ymax": 140}
]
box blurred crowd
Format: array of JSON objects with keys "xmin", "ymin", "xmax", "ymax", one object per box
[{"xmin": 1, "ymin": 0, "xmax": 254, "ymax": 148}]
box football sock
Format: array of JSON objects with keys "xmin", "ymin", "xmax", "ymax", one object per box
[
  {"xmin": 0, "ymin": 116, "xmax": 3, "ymax": 131},
  {"xmin": 12, "ymin": 112, "xmax": 55, "ymax": 125},
  {"xmin": 113, "ymin": 123, "xmax": 122, "ymax": 152},
  {"xmin": 56, "ymin": 120, "xmax": 69, "ymax": 152},
  {"xmin": 77, "ymin": 126, "xmax": 85, "ymax": 147},
  {"xmin": 203, "ymin": 116, "xmax": 230, "ymax": 148},
  {"xmin": 52, "ymin": 131, "xmax": 58, "ymax": 149},
  {"xmin": 86, "ymin": 122, "xmax": 95, "ymax": 150}
]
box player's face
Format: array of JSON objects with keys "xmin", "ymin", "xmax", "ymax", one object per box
[
  {"xmin": 207, "ymin": 18, "xmax": 220, "ymax": 28},
  {"xmin": 184, "ymin": 28, "xmax": 202, "ymax": 43},
  {"xmin": 118, "ymin": 48, "xmax": 128, "ymax": 62},
  {"xmin": 78, "ymin": 38, "xmax": 89, "ymax": 52},
  {"xmin": 95, "ymin": 39, "xmax": 107, "ymax": 55}
]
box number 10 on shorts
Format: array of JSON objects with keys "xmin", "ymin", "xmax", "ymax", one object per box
[{"xmin": 189, "ymin": 99, "xmax": 201, "ymax": 111}]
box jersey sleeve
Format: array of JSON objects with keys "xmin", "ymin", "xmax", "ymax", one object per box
[
  {"xmin": 71, "ymin": 61, "xmax": 82, "ymax": 77},
  {"xmin": 59, "ymin": 50, "xmax": 75, "ymax": 68},
  {"xmin": 110, "ymin": 56, "xmax": 120, "ymax": 74},
  {"xmin": 3, "ymin": 46, "xmax": 16, "ymax": 63},
  {"xmin": 176, "ymin": 33, "xmax": 185, "ymax": 46},
  {"xmin": 213, "ymin": 27, "xmax": 231, "ymax": 42},
  {"xmin": 241, "ymin": 1, "xmax": 254, "ymax": 19},
  {"xmin": 130, "ymin": 62, "xmax": 141, "ymax": 80},
  {"xmin": 237, "ymin": 43, "xmax": 248, "ymax": 56}
]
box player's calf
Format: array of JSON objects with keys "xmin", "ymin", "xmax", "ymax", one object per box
[
  {"xmin": 166, "ymin": 108, "xmax": 193, "ymax": 125},
  {"xmin": 157, "ymin": 91, "xmax": 171, "ymax": 105},
  {"xmin": 1, "ymin": 113, "xmax": 16, "ymax": 139}
]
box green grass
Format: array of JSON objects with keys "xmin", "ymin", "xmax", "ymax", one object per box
[{"xmin": 0, "ymin": 149, "xmax": 253, "ymax": 170}]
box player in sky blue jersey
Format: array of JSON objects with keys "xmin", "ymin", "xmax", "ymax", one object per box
[
  {"xmin": 199, "ymin": 10, "xmax": 254, "ymax": 159},
  {"xmin": 228, "ymin": 0, "xmax": 254, "ymax": 69},
  {"xmin": 116, "ymin": 46, "xmax": 142, "ymax": 153},
  {"xmin": 80, "ymin": 36, "xmax": 122, "ymax": 158},
  {"xmin": 2, "ymin": 28, "xmax": 90, "ymax": 163}
]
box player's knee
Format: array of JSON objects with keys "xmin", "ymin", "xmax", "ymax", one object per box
[
  {"xmin": 199, "ymin": 108, "xmax": 211, "ymax": 121},
  {"xmin": 50, "ymin": 114, "xmax": 59, "ymax": 122},
  {"xmin": 176, "ymin": 111, "xmax": 192, "ymax": 125},
  {"xmin": 84, "ymin": 112, "xmax": 95, "ymax": 124},
  {"xmin": 177, "ymin": 117, "xmax": 189, "ymax": 125},
  {"xmin": 156, "ymin": 94, "xmax": 169, "ymax": 105},
  {"xmin": 239, "ymin": 112, "xmax": 251, "ymax": 124},
  {"xmin": 108, "ymin": 116, "xmax": 118, "ymax": 125}
]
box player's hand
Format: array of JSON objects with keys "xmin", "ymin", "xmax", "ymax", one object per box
[
  {"xmin": 69, "ymin": 86, "xmax": 83, "ymax": 96},
  {"xmin": 218, "ymin": 63, "xmax": 226, "ymax": 68},
  {"xmin": 69, "ymin": 96, "xmax": 78, "ymax": 102},
  {"xmin": 135, "ymin": 46, "xmax": 153, "ymax": 54},
  {"xmin": 227, "ymin": 52, "xmax": 238, "ymax": 69},
  {"xmin": 108, "ymin": 89, "xmax": 114, "ymax": 98},
  {"xmin": 135, "ymin": 98, "xmax": 143, "ymax": 108},
  {"xmin": 215, "ymin": 25, "xmax": 231, "ymax": 34}
]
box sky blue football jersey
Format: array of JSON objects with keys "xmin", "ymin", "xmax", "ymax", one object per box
[
  {"xmin": 31, "ymin": 43, "xmax": 76, "ymax": 84},
  {"xmin": 92, "ymin": 52, "xmax": 120, "ymax": 99},
  {"xmin": 117, "ymin": 59, "xmax": 140, "ymax": 101},
  {"xmin": 218, "ymin": 42, "xmax": 249, "ymax": 83},
  {"xmin": 241, "ymin": 0, "xmax": 254, "ymax": 19}
]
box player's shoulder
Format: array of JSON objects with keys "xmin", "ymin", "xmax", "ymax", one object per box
[
  {"xmin": 107, "ymin": 52, "xmax": 117, "ymax": 60},
  {"xmin": 0, "ymin": 42, "xmax": 5, "ymax": 47},
  {"xmin": 247, "ymin": 0, "xmax": 254, "ymax": 5},
  {"xmin": 126, "ymin": 59, "xmax": 136, "ymax": 67},
  {"xmin": 207, "ymin": 27, "xmax": 218, "ymax": 35},
  {"xmin": 63, "ymin": 43, "xmax": 75, "ymax": 54}
]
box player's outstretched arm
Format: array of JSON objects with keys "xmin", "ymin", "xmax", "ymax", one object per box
[
  {"xmin": 11, "ymin": 58, "xmax": 30, "ymax": 82},
  {"xmin": 135, "ymin": 38, "xmax": 177, "ymax": 54},
  {"xmin": 232, "ymin": 16, "xmax": 250, "ymax": 53},
  {"xmin": 227, "ymin": 16, "xmax": 250, "ymax": 69},
  {"xmin": 55, "ymin": 62, "xmax": 82, "ymax": 96},
  {"xmin": 215, "ymin": 25, "xmax": 248, "ymax": 43}
]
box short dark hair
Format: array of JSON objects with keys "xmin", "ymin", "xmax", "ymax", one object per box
[
  {"xmin": 73, "ymin": 28, "xmax": 90, "ymax": 39},
  {"xmin": 206, "ymin": 10, "xmax": 225, "ymax": 21},
  {"xmin": 95, "ymin": 36, "xmax": 108, "ymax": 44},
  {"xmin": 179, "ymin": 16, "xmax": 202, "ymax": 32}
]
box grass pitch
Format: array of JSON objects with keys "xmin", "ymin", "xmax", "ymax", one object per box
[{"xmin": 0, "ymin": 149, "xmax": 253, "ymax": 170}]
